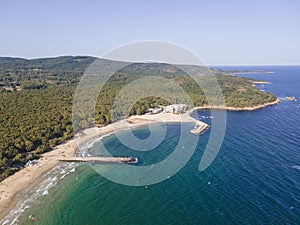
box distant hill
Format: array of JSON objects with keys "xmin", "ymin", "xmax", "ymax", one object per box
[{"xmin": 0, "ymin": 56, "xmax": 97, "ymax": 71}]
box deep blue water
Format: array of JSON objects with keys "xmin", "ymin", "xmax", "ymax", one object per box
[{"xmin": 14, "ymin": 66, "xmax": 300, "ymax": 225}]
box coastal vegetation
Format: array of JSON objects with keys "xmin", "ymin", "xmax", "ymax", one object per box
[{"xmin": 0, "ymin": 56, "xmax": 277, "ymax": 181}]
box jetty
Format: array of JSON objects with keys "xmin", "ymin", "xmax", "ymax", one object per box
[
  {"xmin": 190, "ymin": 122, "xmax": 209, "ymax": 135},
  {"xmin": 58, "ymin": 156, "xmax": 138, "ymax": 164}
]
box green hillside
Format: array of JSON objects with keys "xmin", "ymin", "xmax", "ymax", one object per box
[{"xmin": 0, "ymin": 56, "xmax": 277, "ymax": 181}]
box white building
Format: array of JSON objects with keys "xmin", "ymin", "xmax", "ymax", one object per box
[{"xmin": 164, "ymin": 104, "xmax": 187, "ymax": 114}]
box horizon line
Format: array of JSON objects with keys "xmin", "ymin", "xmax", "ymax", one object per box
[{"xmin": 209, "ymin": 64, "xmax": 300, "ymax": 66}]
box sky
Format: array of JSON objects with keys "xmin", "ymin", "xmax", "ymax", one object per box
[{"xmin": 0, "ymin": 0, "xmax": 299, "ymax": 65}]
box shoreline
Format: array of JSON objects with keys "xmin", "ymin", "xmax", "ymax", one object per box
[
  {"xmin": 0, "ymin": 99, "xmax": 280, "ymax": 221},
  {"xmin": 252, "ymin": 81, "xmax": 270, "ymax": 85},
  {"xmin": 0, "ymin": 112, "xmax": 207, "ymax": 222},
  {"xmin": 193, "ymin": 98, "xmax": 280, "ymax": 111}
]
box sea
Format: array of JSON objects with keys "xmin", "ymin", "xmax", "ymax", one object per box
[{"xmin": 2, "ymin": 66, "xmax": 300, "ymax": 225}]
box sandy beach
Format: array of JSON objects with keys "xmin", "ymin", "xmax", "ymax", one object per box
[{"xmin": 0, "ymin": 112, "xmax": 207, "ymax": 221}]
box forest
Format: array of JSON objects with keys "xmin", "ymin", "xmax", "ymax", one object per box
[{"xmin": 0, "ymin": 56, "xmax": 277, "ymax": 181}]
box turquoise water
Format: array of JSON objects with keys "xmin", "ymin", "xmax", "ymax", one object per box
[{"xmin": 13, "ymin": 66, "xmax": 300, "ymax": 224}]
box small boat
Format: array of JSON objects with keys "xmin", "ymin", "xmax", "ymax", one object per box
[
  {"xmin": 28, "ymin": 215, "xmax": 39, "ymax": 221},
  {"xmin": 286, "ymin": 96, "xmax": 296, "ymax": 101}
]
